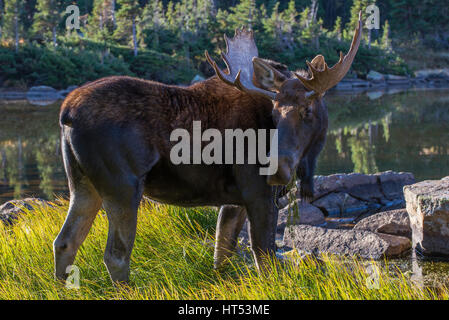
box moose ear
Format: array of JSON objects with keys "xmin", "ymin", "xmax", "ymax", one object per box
[{"xmin": 252, "ymin": 57, "xmax": 287, "ymax": 91}]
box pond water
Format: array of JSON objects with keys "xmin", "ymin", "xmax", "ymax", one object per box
[
  {"xmin": 1, "ymin": 87, "xmax": 449, "ymax": 288},
  {"xmin": 1, "ymin": 88, "xmax": 449, "ymax": 204}
]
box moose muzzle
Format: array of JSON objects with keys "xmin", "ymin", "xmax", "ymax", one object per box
[{"xmin": 266, "ymin": 154, "xmax": 295, "ymax": 186}]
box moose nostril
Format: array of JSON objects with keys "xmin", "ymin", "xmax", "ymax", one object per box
[
  {"xmin": 278, "ymin": 156, "xmax": 293, "ymax": 171},
  {"xmin": 266, "ymin": 160, "xmax": 293, "ymax": 186}
]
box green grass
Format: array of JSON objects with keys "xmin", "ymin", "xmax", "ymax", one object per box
[{"xmin": 0, "ymin": 200, "xmax": 447, "ymax": 300}]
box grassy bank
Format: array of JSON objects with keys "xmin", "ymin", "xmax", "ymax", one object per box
[{"xmin": 0, "ymin": 200, "xmax": 447, "ymax": 300}]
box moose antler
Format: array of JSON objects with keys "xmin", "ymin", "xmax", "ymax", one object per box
[
  {"xmin": 296, "ymin": 11, "xmax": 363, "ymax": 96},
  {"xmin": 205, "ymin": 28, "xmax": 277, "ymax": 100}
]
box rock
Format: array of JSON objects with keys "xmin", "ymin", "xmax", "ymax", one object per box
[
  {"xmin": 366, "ymin": 90, "xmax": 385, "ymax": 100},
  {"xmin": 0, "ymin": 91, "xmax": 27, "ymax": 100},
  {"xmin": 191, "ymin": 74, "xmax": 205, "ymax": 84},
  {"xmin": 283, "ymin": 225, "xmax": 410, "ymax": 259},
  {"xmin": 57, "ymin": 86, "xmax": 78, "ymax": 99},
  {"xmin": 404, "ymin": 177, "xmax": 449, "ymax": 256},
  {"xmin": 334, "ymin": 82, "xmax": 353, "ymax": 91},
  {"xmin": 0, "ymin": 198, "xmax": 52, "ymax": 225},
  {"xmin": 415, "ymin": 69, "xmax": 449, "ymax": 80},
  {"xmin": 376, "ymin": 171, "xmax": 415, "ymax": 200},
  {"xmin": 313, "ymin": 172, "xmax": 383, "ymax": 202},
  {"xmin": 367, "ymin": 70, "xmax": 385, "ymax": 82},
  {"xmin": 351, "ymin": 80, "xmax": 370, "ymax": 88},
  {"xmin": 338, "ymin": 78, "xmax": 370, "ymax": 88},
  {"xmin": 66, "ymin": 85, "xmax": 78, "ymax": 92},
  {"xmin": 277, "ymin": 192, "xmax": 292, "ymax": 209},
  {"xmin": 26, "ymin": 86, "xmax": 61, "ymax": 106},
  {"xmin": 354, "ymin": 208, "xmax": 412, "ymax": 238},
  {"xmin": 26, "ymin": 97, "xmax": 59, "ymax": 106},
  {"xmin": 239, "ymin": 201, "xmax": 326, "ymax": 244},
  {"xmin": 385, "ymin": 74, "xmax": 411, "ymax": 86},
  {"xmin": 278, "ymin": 200, "xmax": 326, "ymax": 229},
  {"xmin": 277, "ymin": 248, "xmax": 324, "ymax": 266},
  {"xmin": 376, "ymin": 233, "xmax": 411, "ymax": 257},
  {"xmin": 386, "ymin": 74, "xmax": 409, "ymax": 80},
  {"xmin": 312, "ymin": 192, "xmax": 369, "ymax": 216},
  {"xmin": 27, "ymin": 85, "xmax": 59, "ymax": 96},
  {"xmin": 279, "ymin": 171, "xmax": 413, "ymax": 216}
]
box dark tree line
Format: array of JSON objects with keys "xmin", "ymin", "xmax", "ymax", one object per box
[{"xmin": 0, "ymin": 0, "xmax": 446, "ymax": 88}]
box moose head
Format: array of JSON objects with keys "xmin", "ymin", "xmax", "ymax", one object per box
[{"xmin": 206, "ymin": 13, "xmax": 362, "ymax": 186}]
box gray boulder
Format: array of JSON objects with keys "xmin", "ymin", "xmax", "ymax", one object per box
[
  {"xmin": 415, "ymin": 69, "xmax": 449, "ymax": 80},
  {"xmin": 191, "ymin": 74, "xmax": 205, "ymax": 84},
  {"xmin": 27, "ymin": 85, "xmax": 59, "ymax": 97},
  {"xmin": 312, "ymin": 192, "xmax": 368, "ymax": 216},
  {"xmin": 26, "ymin": 85, "xmax": 61, "ymax": 106},
  {"xmin": 376, "ymin": 171, "xmax": 415, "ymax": 201},
  {"xmin": 0, "ymin": 198, "xmax": 52, "ymax": 225},
  {"xmin": 334, "ymin": 82, "xmax": 353, "ymax": 91},
  {"xmin": 367, "ymin": 70, "xmax": 385, "ymax": 82},
  {"xmin": 278, "ymin": 200, "xmax": 326, "ymax": 229},
  {"xmin": 404, "ymin": 177, "xmax": 449, "ymax": 256},
  {"xmin": 57, "ymin": 85, "xmax": 79, "ymax": 98},
  {"xmin": 240, "ymin": 201, "xmax": 326, "ymax": 244},
  {"xmin": 278, "ymin": 171, "xmax": 414, "ymax": 216},
  {"xmin": 0, "ymin": 91, "xmax": 27, "ymax": 100},
  {"xmin": 385, "ymin": 74, "xmax": 411, "ymax": 86},
  {"xmin": 284, "ymin": 225, "xmax": 411, "ymax": 259},
  {"xmin": 354, "ymin": 208, "xmax": 411, "ymax": 238},
  {"xmin": 366, "ymin": 90, "xmax": 385, "ymax": 100},
  {"xmin": 313, "ymin": 172, "xmax": 384, "ymax": 202}
]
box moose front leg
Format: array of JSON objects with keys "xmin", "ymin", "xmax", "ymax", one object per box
[
  {"xmin": 245, "ymin": 198, "xmax": 278, "ymax": 272},
  {"xmin": 234, "ymin": 166, "xmax": 278, "ymax": 273},
  {"xmin": 297, "ymin": 132, "xmax": 326, "ymax": 203},
  {"xmin": 214, "ymin": 205, "xmax": 247, "ymax": 269},
  {"xmin": 297, "ymin": 157, "xmax": 314, "ymax": 203}
]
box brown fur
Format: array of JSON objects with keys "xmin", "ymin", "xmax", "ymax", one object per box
[{"xmin": 61, "ymin": 75, "xmax": 274, "ymax": 158}]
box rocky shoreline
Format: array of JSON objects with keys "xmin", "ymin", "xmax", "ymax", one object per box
[
  {"xmin": 1, "ymin": 69, "xmax": 449, "ymax": 106},
  {"xmin": 240, "ymin": 172, "xmax": 449, "ymax": 261},
  {"xmin": 333, "ymin": 69, "xmax": 449, "ymax": 92},
  {"xmin": 0, "ymin": 85, "xmax": 78, "ymax": 106}
]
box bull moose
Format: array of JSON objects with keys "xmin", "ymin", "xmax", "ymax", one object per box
[{"xmin": 54, "ymin": 14, "xmax": 362, "ymax": 283}]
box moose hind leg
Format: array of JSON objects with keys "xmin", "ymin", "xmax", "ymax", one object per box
[
  {"xmin": 102, "ymin": 177, "xmax": 144, "ymax": 284},
  {"xmin": 54, "ymin": 176, "xmax": 102, "ymax": 280},
  {"xmin": 214, "ymin": 205, "xmax": 247, "ymax": 269}
]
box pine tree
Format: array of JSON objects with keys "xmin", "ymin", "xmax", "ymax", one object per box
[
  {"xmin": 114, "ymin": 0, "xmax": 141, "ymax": 56},
  {"xmin": 3, "ymin": 0, "xmax": 24, "ymax": 51},
  {"xmin": 345, "ymin": 0, "xmax": 376, "ymax": 45},
  {"xmin": 332, "ymin": 16, "xmax": 342, "ymax": 41},
  {"xmin": 299, "ymin": 0, "xmax": 322, "ymax": 50},
  {"xmin": 282, "ymin": 0, "xmax": 299, "ymax": 43},
  {"xmin": 0, "ymin": 0, "xmax": 4, "ymax": 41},
  {"xmin": 138, "ymin": 0, "xmax": 164, "ymax": 50},
  {"xmin": 381, "ymin": 19, "xmax": 392, "ymax": 52},
  {"xmin": 89, "ymin": 0, "xmax": 117, "ymax": 39},
  {"xmin": 262, "ymin": 0, "xmax": 298, "ymax": 51},
  {"xmin": 33, "ymin": 0, "xmax": 62, "ymax": 47},
  {"xmin": 226, "ymin": 0, "xmax": 260, "ymax": 31}
]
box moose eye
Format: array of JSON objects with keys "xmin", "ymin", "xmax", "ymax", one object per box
[{"xmin": 300, "ymin": 106, "xmax": 313, "ymax": 120}]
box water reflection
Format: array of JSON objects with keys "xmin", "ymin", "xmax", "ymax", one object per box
[
  {"xmin": 0, "ymin": 101, "xmax": 66, "ymax": 204},
  {"xmin": 1, "ymin": 88, "xmax": 449, "ymax": 204},
  {"xmin": 319, "ymin": 89, "xmax": 449, "ymax": 180},
  {"xmin": 411, "ymin": 250, "xmax": 424, "ymax": 289}
]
